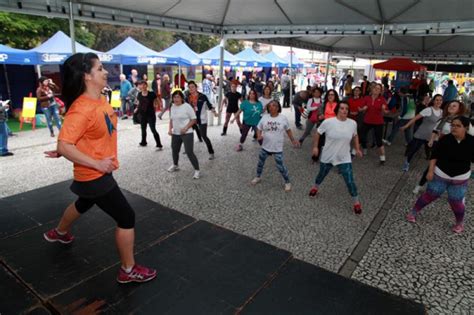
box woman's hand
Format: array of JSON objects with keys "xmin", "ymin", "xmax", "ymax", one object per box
[
  {"xmin": 44, "ymin": 150, "xmax": 61, "ymax": 158},
  {"xmin": 292, "ymin": 139, "xmax": 301, "ymax": 148},
  {"xmin": 94, "ymin": 156, "xmax": 115, "ymax": 173},
  {"xmin": 427, "ymin": 140, "xmax": 434, "ymax": 147},
  {"xmin": 312, "ymin": 147, "xmax": 319, "ymax": 157},
  {"xmin": 168, "ymin": 130, "xmax": 172, "ymax": 136},
  {"xmin": 426, "ymin": 171, "xmax": 434, "ymax": 182},
  {"xmin": 180, "ymin": 128, "xmax": 188, "ymax": 135}
]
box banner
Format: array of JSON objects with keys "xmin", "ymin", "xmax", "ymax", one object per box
[
  {"xmin": 22, "ymin": 97, "xmax": 37, "ymax": 118},
  {"xmin": 111, "ymin": 91, "xmax": 121, "ymax": 108},
  {"xmin": 395, "ymin": 71, "xmax": 413, "ymax": 90}
]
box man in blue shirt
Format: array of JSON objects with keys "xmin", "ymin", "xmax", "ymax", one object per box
[
  {"xmin": 120, "ymin": 74, "xmax": 132, "ymax": 119},
  {"xmin": 443, "ymin": 80, "xmax": 458, "ymax": 103}
]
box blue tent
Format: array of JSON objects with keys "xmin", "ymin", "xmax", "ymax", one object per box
[
  {"xmin": 282, "ymin": 52, "xmax": 305, "ymax": 68},
  {"xmin": 199, "ymin": 45, "xmax": 238, "ymax": 66},
  {"xmin": 107, "ymin": 37, "xmax": 179, "ymax": 65},
  {"xmin": 158, "ymin": 40, "xmax": 201, "ymax": 66},
  {"xmin": 264, "ymin": 51, "xmax": 289, "ymax": 68},
  {"xmin": 29, "ymin": 31, "xmax": 120, "ymax": 64},
  {"xmin": 234, "ymin": 48, "xmax": 273, "ymax": 67},
  {"xmin": 0, "ymin": 44, "xmax": 37, "ymax": 65}
]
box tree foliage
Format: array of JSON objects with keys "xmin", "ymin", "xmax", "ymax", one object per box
[{"xmin": 0, "ymin": 12, "xmax": 245, "ymax": 55}]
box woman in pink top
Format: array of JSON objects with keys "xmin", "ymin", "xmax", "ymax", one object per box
[{"xmin": 360, "ymin": 83, "xmax": 389, "ymax": 165}]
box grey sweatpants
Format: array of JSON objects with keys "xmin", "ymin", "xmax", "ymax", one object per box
[{"xmin": 171, "ymin": 133, "xmax": 199, "ymax": 170}]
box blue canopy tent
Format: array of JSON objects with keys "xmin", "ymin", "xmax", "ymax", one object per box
[
  {"xmin": 107, "ymin": 37, "xmax": 178, "ymax": 65},
  {"xmin": 282, "ymin": 52, "xmax": 305, "ymax": 68},
  {"xmin": 29, "ymin": 31, "xmax": 119, "ymax": 64},
  {"xmin": 0, "ymin": 45, "xmax": 37, "ymax": 65},
  {"xmin": 199, "ymin": 45, "xmax": 237, "ymax": 66},
  {"xmin": 264, "ymin": 51, "xmax": 289, "ymax": 68},
  {"xmin": 158, "ymin": 40, "xmax": 201, "ymax": 66},
  {"xmin": 234, "ymin": 48, "xmax": 273, "ymax": 67}
]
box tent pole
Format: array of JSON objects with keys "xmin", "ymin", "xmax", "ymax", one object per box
[
  {"xmin": 323, "ymin": 52, "xmax": 331, "ymax": 91},
  {"xmin": 3, "ymin": 64, "xmax": 12, "ymax": 100},
  {"xmin": 178, "ymin": 64, "xmax": 181, "ymax": 89},
  {"xmin": 217, "ymin": 36, "xmax": 226, "ymax": 126},
  {"xmin": 36, "ymin": 65, "xmax": 42, "ymax": 78},
  {"xmin": 68, "ymin": 1, "xmax": 76, "ymax": 54},
  {"xmin": 289, "ymin": 46, "xmax": 293, "ymax": 103}
]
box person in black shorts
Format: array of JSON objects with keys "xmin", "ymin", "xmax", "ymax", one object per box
[{"xmin": 221, "ymin": 82, "xmax": 243, "ymax": 136}]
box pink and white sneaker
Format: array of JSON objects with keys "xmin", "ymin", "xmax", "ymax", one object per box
[
  {"xmin": 406, "ymin": 213, "xmax": 416, "ymax": 223},
  {"xmin": 452, "ymin": 224, "xmax": 464, "ymax": 234},
  {"xmin": 117, "ymin": 264, "xmax": 157, "ymax": 284},
  {"xmin": 43, "ymin": 228, "xmax": 75, "ymax": 244}
]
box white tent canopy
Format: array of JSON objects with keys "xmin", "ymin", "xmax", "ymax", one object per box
[{"xmin": 1, "ymin": 0, "xmax": 473, "ymax": 60}]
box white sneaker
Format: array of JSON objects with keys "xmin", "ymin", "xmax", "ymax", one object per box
[
  {"xmin": 167, "ymin": 165, "xmax": 179, "ymax": 172},
  {"xmin": 193, "ymin": 170, "xmax": 200, "ymax": 179},
  {"xmin": 284, "ymin": 183, "xmax": 292, "ymax": 192},
  {"xmin": 412, "ymin": 185, "xmax": 422, "ymax": 194},
  {"xmin": 382, "ymin": 139, "xmax": 391, "ymax": 146},
  {"xmin": 250, "ymin": 177, "xmax": 261, "ymax": 185}
]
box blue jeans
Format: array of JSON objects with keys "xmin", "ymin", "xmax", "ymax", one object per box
[
  {"xmin": 42, "ymin": 104, "xmax": 62, "ymax": 134},
  {"xmin": 387, "ymin": 118, "xmax": 412, "ymax": 144},
  {"xmin": 315, "ymin": 162, "xmax": 358, "ymax": 197},
  {"xmin": 121, "ymin": 98, "xmax": 129, "ymax": 115},
  {"xmin": 0, "ymin": 121, "xmax": 8, "ymax": 155},
  {"xmin": 256, "ymin": 149, "xmax": 290, "ymax": 183}
]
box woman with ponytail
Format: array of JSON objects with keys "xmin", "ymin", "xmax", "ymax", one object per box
[{"xmin": 43, "ymin": 53, "xmax": 157, "ymax": 284}]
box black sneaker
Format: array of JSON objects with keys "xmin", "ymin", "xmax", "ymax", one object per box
[
  {"xmin": 139, "ymin": 142, "xmax": 147, "ymax": 147},
  {"xmin": 1, "ymin": 152, "xmax": 14, "ymax": 157}
]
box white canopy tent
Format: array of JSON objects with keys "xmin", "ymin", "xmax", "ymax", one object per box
[{"xmin": 2, "ymin": 0, "xmax": 472, "ymax": 123}]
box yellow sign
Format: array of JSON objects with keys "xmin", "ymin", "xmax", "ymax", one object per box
[
  {"xmin": 22, "ymin": 97, "xmax": 37, "ymax": 118},
  {"xmin": 111, "ymin": 91, "xmax": 121, "ymax": 108}
]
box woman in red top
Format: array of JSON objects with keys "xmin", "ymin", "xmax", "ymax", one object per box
[
  {"xmin": 360, "ymin": 83, "xmax": 389, "ymax": 165},
  {"xmin": 322, "ymin": 89, "xmax": 339, "ymax": 120}
]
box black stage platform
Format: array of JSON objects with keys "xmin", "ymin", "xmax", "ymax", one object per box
[{"xmin": 0, "ymin": 181, "xmax": 425, "ymax": 314}]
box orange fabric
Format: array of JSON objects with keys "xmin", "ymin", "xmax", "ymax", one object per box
[
  {"xmin": 324, "ymin": 101, "xmax": 337, "ymax": 119},
  {"xmin": 58, "ymin": 95, "xmax": 118, "ymax": 182}
]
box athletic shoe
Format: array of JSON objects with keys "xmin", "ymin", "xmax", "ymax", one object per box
[
  {"xmin": 353, "ymin": 203, "xmax": 362, "ymax": 214},
  {"xmin": 1, "ymin": 152, "xmax": 14, "ymax": 157},
  {"xmin": 156, "ymin": 146, "xmax": 163, "ymax": 151},
  {"xmin": 193, "ymin": 170, "xmax": 200, "ymax": 179},
  {"xmin": 382, "ymin": 139, "xmax": 391, "ymax": 146},
  {"xmin": 362, "ymin": 149, "xmax": 368, "ymax": 156},
  {"xmin": 235, "ymin": 144, "xmax": 243, "ymax": 152},
  {"xmin": 209, "ymin": 154, "xmax": 215, "ymax": 160},
  {"xmin": 402, "ymin": 161, "xmax": 410, "ymax": 172},
  {"xmin": 284, "ymin": 183, "xmax": 292, "ymax": 192},
  {"xmin": 452, "ymin": 224, "xmax": 464, "ymax": 234},
  {"xmin": 412, "ymin": 185, "xmax": 422, "ymax": 194},
  {"xmin": 379, "ymin": 160, "xmax": 385, "ymax": 166},
  {"xmin": 221, "ymin": 132, "xmax": 226, "ymax": 136},
  {"xmin": 167, "ymin": 165, "xmax": 179, "ymax": 172},
  {"xmin": 406, "ymin": 213, "xmax": 416, "ymax": 223},
  {"xmin": 139, "ymin": 142, "xmax": 147, "ymax": 147},
  {"xmin": 250, "ymin": 177, "xmax": 261, "ymax": 185},
  {"xmin": 308, "ymin": 187, "xmax": 318, "ymax": 197},
  {"xmin": 117, "ymin": 264, "xmax": 157, "ymax": 284},
  {"xmin": 43, "ymin": 228, "xmax": 74, "ymax": 244}
]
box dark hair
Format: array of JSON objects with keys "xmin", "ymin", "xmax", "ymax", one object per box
[
  {"xmin": 267, "ymin": 100, "xmax": 282, "ymax": 113},
  {"xmin": 38, "ymin": 76, "xmax": 49, "ymax": 85},
  {"xmin": 334, "ymin": 101, "xmax": 348, "ymax": 115},
  {"xmin": 171, "ymin": 90, "xmax": 185, "ymax": 103},
  {"xmin": 448, "ymin": 80, "xmax": 454, "ymax": 85},
  {"xmin": 452, "ymin": 116, "xmax": 470, "ymax": 128},
  {"xmin": 138, "ymin": 80, "xmax": 147, "ymax": 86},
  {"xmin": 324, "ymin": 89, "xmax": 340, "ymax": 104},
  {"xmin": 352, "ymin": 86, "xmax": 362, "ymax": 95},
  {"xmin": 248, "ymin": 89, "xmax": 258, "ymax": 101},
  {"xmin": 312, "ymin": 87, "xmax": 323, "ymax": 96},
  {"xmin": 187, "ymin": 80, "xmax": 197, "ymax": 88},
  {"xmin": 263, "ymin": 85, "xmax": 272, "ymax": 97},
  {"xmin": 62, "ymin": 53, "xmax": 100, "ymax": 112},
  {"xmin": 428, "ymin": 94, "xmax": 443, "ymax": 107}
]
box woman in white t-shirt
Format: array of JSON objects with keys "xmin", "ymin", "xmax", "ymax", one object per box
[
  {"xmin": 167, "ymin": 90, "xmax": 200, "ymax": 179},
  {"xmin": 251, "ymin": 100, "xmax": 300, "ymax": 192},
  {"xmin": 400, "ymin": 94, "xmax": 443, "ymax": 171},
  {"xmin": 258, "ymin": 85, "xmax": 273, "ymax": 111},
  {"xmin": 309, "ymin": 101, "xmax": 364, "ymax": 214}
]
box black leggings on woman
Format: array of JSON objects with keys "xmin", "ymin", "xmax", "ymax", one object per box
[{"xmin": 360, "ymin": 123, "xmax": 384, "ymax": 148}]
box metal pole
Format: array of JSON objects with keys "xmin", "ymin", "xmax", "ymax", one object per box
[
  {"xmin": 3, "ymin": 64, "xmax": 12, "ymax": 100},
  {"xmin": 36, "ymin": 65, "xmax": 42, "ymax": 78},
  {"xmin": 217, "ymin": 37, "xmax": 225, "ymax": 126},
  {"xmin": 323, "ymin": 52, "xmax": 331, "ymax": 91},
  {"xmin": 68, "ymin": 1, "xmax": 76, "ymax": 54},
  {"xmin": 178, "ymin": 64, "xmax": 181, "ymax": 89},
  {"xmin": 289, "ymin": 46, "xmax": 293, "ymax": 103}
]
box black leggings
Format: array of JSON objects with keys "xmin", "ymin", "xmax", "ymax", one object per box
[
  {"xmin": 198, "ymin": 124, "xmax": 214, "ymax": 154},
  {"xmin": 360, "ymin": 123, "xmax": 384, "ymax": 148},
  {"xmin": 75, "ymin": 185, "xmax": 135, "ymax": 229}
]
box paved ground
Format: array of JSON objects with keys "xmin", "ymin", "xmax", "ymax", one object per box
[{"xmin": 1, "ymin": 109, "xmax": 472, "ymax": 314}]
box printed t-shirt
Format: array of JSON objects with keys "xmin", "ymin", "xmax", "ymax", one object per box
[
  {"xmin": 318, "ymin": 117, "xmax": 357, "ymax": 165},
  {"xmin": 58, "ymin": 95, "xmax": 118, "ymax": 182},
  {"xmin": 363, "ymin": 96, "xmax": 386, "ymax": 125},
  {"xmin": 257, "ymin": 114, "xmax": 290, "ymax": 153},
  {"xmin": 225, "ymin": 92, "xmax": 241, "ymax": 113},
  {"xmin": 170, "ymin": 103, "xmax": 196, "ymax": 135},
  {"xmin": 240, "ymin": 100, "xmax": 263, "ymax": 126}
]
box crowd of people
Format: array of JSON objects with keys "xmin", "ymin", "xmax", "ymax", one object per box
[{"xmin": 1, "ymin": 52, "xmax": 472, "ymax": 285}]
